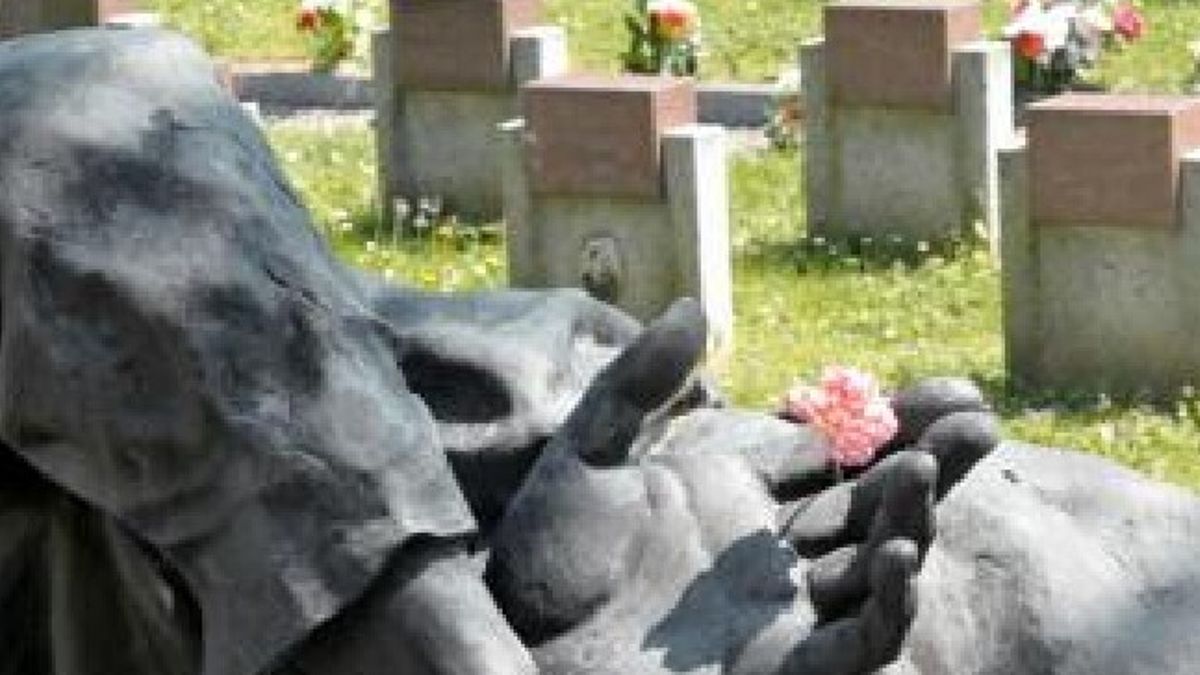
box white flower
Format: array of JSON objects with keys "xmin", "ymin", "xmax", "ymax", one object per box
[
  {"xmin": 1003, "ymin": 2, "xmax": 1074, "ymax": 52},
  {"xmin": 1077, "ymin": 3, "xmax": 1114, "ymax": 34}
]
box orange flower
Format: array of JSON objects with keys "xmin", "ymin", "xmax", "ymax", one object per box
[{"xmin": 647, "ymin": 0, "xmax": 698, "ymax": 42}]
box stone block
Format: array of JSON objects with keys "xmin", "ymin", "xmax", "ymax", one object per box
[
  {"xmin": 825, "ymin": 0, "xmax": 981, "ymax": 110},
  {"xmin": 502, "ymin": 120, "xmax": 733, "ymax": 354},
  {"xmin": 392, "ymin": 0, "xmax": 542, "ymax": 91},
  {"xmin": 1002, "ymin": 135, "xmax": 1200, "ymax": 396},
  {"xmin": 98, "ymin": 0, "xmax": 140, "ymax": 19},
  {"xmin": 0, "ymin": 0, "xmax": 98, "ymax": 38},
  {"xmin": 804, "ymin": 36, "xmax": 1014, "ymax": 242},
  {"xmin": 523, "ymin": 74, "xmax": 697, "ymax": 198},
  {"xmin": 1027, "ymin": 94, "xmax": 1200, "ymax": 228}
]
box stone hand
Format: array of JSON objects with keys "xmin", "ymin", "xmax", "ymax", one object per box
[{"xmin": 486, "ymin": 299, "xmax": 1000, "ymax": 674}]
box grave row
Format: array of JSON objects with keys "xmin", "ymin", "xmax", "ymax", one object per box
[
  {"xmin": 377, "ymin": 0, "xmax": 1200, "ymax": 396},
  {"xmin": 376, "ymin": 0, "xmax": 734, "ymax": 353},
  {"xmin": 5, "ymin": 0, "xmax": 1199, "ymax": 396}
]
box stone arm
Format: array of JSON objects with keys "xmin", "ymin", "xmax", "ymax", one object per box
[{"xmin": 487, "ymin": 299, "xmax": 999, "ymax": 674}]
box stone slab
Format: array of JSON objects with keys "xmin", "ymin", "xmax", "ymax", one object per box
[
  {"xmin": 1028, "ymin": 94, "xmax": 1200, "ymax": 228},
  {"xmin": 696, "ymin": 82, "xmax": 777, "ymax": 128},
  {"xmin": 392, "ymin": 0, "xmax": 541, "ymax": 91},
  {"xmin": 98, "ymin": 0, "xmax": 141, "ymax": 19},
  {"xmin": 0, "ymin": 0, "xmax": 98, "ymax": 38},
  {"xmin": 523, "ymin": 74, "xmax": 697, "ymax": 197},
  {"xmin": 825, "ymin": 0, "xmax": 981, "ymax": 110}
]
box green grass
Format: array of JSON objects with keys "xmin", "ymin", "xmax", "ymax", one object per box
[
  {"xmin": 147, "ymin": 0, "xmax": 388, "ymax": 63},
  {"xmin": 265, "ymin": 124, "xmax": 1200, "ymax": 491},
  {"xmin": 1088, "ymin": 2, "xmax": 1200, "ymax": 93},
  {"xmin": 154, "ymin": 0, "xmax": 1200, "ymax": 90},
  {"xmin": 267, "ymin": 122, "xmax": 505, "ymax": 291}
]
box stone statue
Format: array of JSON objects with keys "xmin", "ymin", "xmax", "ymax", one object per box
[{"xmin": 0, "ymin": 28, "xmax": 1197, "ymax": 675}]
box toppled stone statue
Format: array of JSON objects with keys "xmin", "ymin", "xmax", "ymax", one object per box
[{"xmin": 0, "ymin": 28, "xmax": 1196, "ymax": 675}]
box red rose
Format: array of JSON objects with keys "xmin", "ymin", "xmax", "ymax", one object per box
[
  {"xmin": 1014, "ymin": 31, "xmax": 1046, "ymax": 60},
  {"xmin": 296, "ymin": 8, "xmax": 319, "ymax": 31}
]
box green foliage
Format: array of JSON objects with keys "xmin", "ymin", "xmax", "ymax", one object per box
[
  {"xmin": 300, "ymin": 8, "xmax": 355, "ymax": 73},
  {"xmin": 620, "ymin": 0, "xmax": 699, "ymax": 76},
  {"xmin": 146, "ymin": 0, "xmax": 387, "ymax": 63}
]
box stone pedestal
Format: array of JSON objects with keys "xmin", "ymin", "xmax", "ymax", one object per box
[
  {"xmin": 375, "ymin": 0, "xmax": 566, "ymax": 222},
  {"xmin": 0, "ymin": 0, "xmax": 156, "ymax": 39},
  {"xmin": 1, "ymin": 0, "xmax": 97, "ymax": 38},
  {"xmin": 1002, "ymin": 94, "xmax": 1200, "ymax": 395},
  {"xmin": 803, "ymin": 1, "xmax": 1014, "ymax": 244},
  {"xmin": 502, "ymin": 75, "xmax": 732, "ymax": 354}
]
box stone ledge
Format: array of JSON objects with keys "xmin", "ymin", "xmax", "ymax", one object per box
[
  {"xmin": 230, "ymin": 62, "xmax": 375, "ymax": 111},
  {"xmin": 230, "ymin": 64, "xmax": 784, "ymax": 127}
]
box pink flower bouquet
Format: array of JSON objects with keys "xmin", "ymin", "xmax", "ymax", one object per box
[{"xmin": 783, "ymin": 366, "xmax": 899, "ymax": 469}]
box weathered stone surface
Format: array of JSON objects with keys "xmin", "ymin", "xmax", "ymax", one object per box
[
  {"xmin": 1002, "ymin": 135, "xmax": 1200, "ymax": 396},
  {"xmin": 0, "ymin": 28, "xmax": 587, "ymax": 675},
  {"xmin": 891, "ymin": 442, "xmax": 1200, "ymax": 675},
  {"xmin": 825, "ymin": 0, "xmax": 981, "ymax": 110},
  {"xmin": 1028, "ymin": 94, "xmax": 1200, "ymax": 228},
  {"xmin": 392, "ymin": 0, "xmax": 542, "ymax": 91},
  {"xmin": 523, "ymin": 74, "xmax": 697, "ymax": 197},
  {"xmin": 803, "ymin": 34, "xmax": 1014, "ymax": 242}
]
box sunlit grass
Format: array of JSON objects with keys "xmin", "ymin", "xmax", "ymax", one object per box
[{"xmin": 266, "ymin": 124, "xmax": 1200, "ymax": 491}]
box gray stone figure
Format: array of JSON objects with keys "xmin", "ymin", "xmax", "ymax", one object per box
[
  {"xmin": 0, "ymin": 27, "xmax": 952, "ymax": 675},
  {"xmin": 0, "ymin": 26, "xmax": 1198, "ymax": 675}
]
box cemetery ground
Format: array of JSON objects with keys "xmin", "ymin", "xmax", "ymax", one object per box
[
  {"xmin": 269, "ymin": 121, "xmax": 1200, "ymax": 492},
  {"xmin": 156, "ymin": 0, "xmax": 1200, "ymax": 88},
  {"xmin": 160, "ymin": 0, "xmax": 1200, "ymax": 493}
]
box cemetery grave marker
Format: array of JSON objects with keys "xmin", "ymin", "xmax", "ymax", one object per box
[
  {"xmin": 803, "ymin": 0, "xmax": 1014, "ymax": 243},
  {"xmin": 502, "ymin": 74, "xmax": 733, "ymax": 354},
  {"xmin": 1002, "ymin": 93, "xmax": 1200, "ymax": 395},
  {"xmin": 375, "ymin": 0, "xmax": 566, "ymax": 221}
]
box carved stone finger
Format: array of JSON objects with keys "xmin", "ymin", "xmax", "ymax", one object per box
[
  {"xmin": 886, "ymin": 377, "xmax": 989, "ymax": 451},
  {"xmin": 781, "ymin": 538, "xmax": 920, "ymax": 675},
  {"xmin": 564, "ymin": 298, "xmax": 707, "ymax": 467},
  {"xmin": 914, "ymin": 410, "xmax": 1001, "ymax": 499},
  {"xmin": 807, "ymin": 452, "xmax": 936, "ymax": 619}
]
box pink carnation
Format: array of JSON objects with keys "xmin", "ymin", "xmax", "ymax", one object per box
[
  {"xmin": 1113, "ymin": 2, "xmax": 1145, "ymax": 42},
  {"xmin": 783, "ymin": 367, "xmax": 899, "ymax": 468}
]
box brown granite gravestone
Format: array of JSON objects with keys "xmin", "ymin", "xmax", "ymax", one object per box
[
  {"xmin": 98, "ymin": 0, "xmax": 142, "ymax": 20},
  {"xmin": 0, "ymin": 0, "xmax": 98, "ymax": 38},
  {"xmin": 824, "ymin": 0, "xmax": 981, "ymax": 110},
  {"xmin": 392, "ymin": 0, "xmax": 542, "ymax": 91},
  {"xmin": 523, "ymin": 74, "xmax": 697, "ymax": 198},
  {"xmin": 1028, "ymin": 94, "xmax": 1200, "ymax": 228}
]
